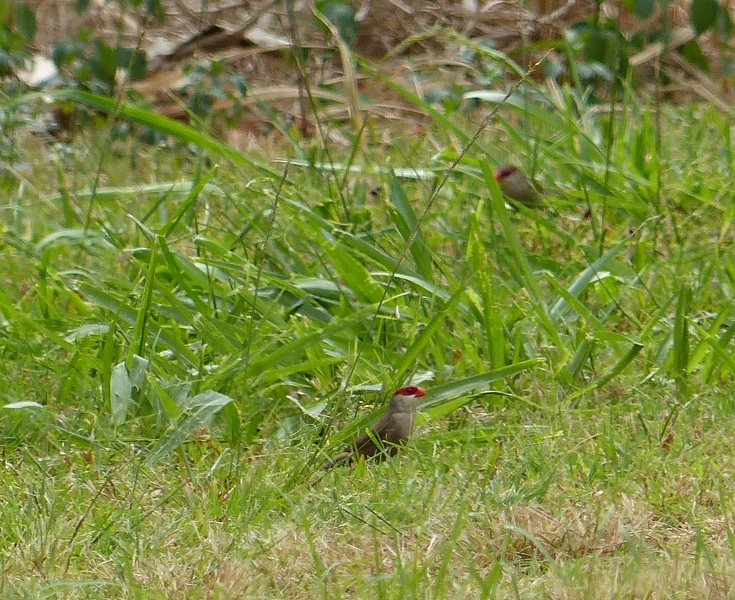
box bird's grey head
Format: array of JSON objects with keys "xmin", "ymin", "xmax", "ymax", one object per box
[{"xmin": 388, "ymin": 386, "xmax": 426, "ymax": 412}]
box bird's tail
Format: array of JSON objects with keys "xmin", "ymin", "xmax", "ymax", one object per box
[{"xmin": 322, "ymin": 450, "xmax": 351, "ymax": 470}]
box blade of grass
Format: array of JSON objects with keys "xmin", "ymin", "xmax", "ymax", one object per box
[{"xmin": 386, "ymin": 170, "xmax": 434, "ymax": 283}]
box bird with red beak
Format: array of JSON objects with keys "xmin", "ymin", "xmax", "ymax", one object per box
[
  {"xmin": 494, "ymin": 164, "xmax": 542, "ymax": 207},
  {"xmin": 323, "ymin": 386, "xmax": 426, "ymax": 469}
]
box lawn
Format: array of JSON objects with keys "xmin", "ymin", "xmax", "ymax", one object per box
[{"xmin": 2, "ymin": 58, "xmax": 735, "ymax": 598}]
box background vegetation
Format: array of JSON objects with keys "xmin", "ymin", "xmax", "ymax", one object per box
[{"xmin": 2, "ymin": 0, "xmax": 735, "ymax": 597}]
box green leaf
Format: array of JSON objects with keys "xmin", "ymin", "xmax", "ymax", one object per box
[
  {"xmin": 146, "ymin": 391, "xmax": 234, "ymax": 465},
  {"xmin": 127, "ymin": 50, "xmax": 148, "ymax": 80},
  {"xmin": 691, "ymin": 318, "xmax": 735, "ymax": 380},
  {"xmin": 549, "ymin": 237, "xmax": 631, "ymax": 325},
  {"xmin": 148, "ymin": 379, "xmax": 183, "ymax": 420},
  {"xmin": 221, "ymin": 402, "xmax": 241, "ymax": 445},
  {"xmin": 110, "ymin": 355, "xmax": 149, "ymax": 425},
  {"xmin": 36, "ymin": 227, "xmax": 107, "ymax": 250},
  {"xmin": 716, "ymin": 7, "xmax": 733, "ymax": 38},
  {"xmin": 393, "ymin": 286, "xmax": 464, "ymax": 379},
  {"xmin": 464, "ymin": 90, "xmax": 566, "ymax": 131},
  {"xmin": 690, "ymin": 0, "xmax": 719, "ymax": 35},
  {"xmin": 91, "ymin": 40, "xmax": 117, "ymax": 83},
  {"xmin": 15, "ymin": 3, "xmax": 37, "ymax": 42},
  {"xmin": 386, "ymin": 170, "xmax": 434, "ymax": 283},
  {"xmin": 110, "ymin": 362, "xmax": 132, "ymax": 426},
  {"xmin": 130, "ymin": 237, "xmax": 158, "ymax": 358},
  {"xmin": 466, "ymin": 202, "xmax": 504, "ymax": 369},
  {"xmin": 323, "ymin": 242, "xmax": 384, "ymax": 304},
  {"xmin": 115, "ymin": 46, "xmax": 148, "ymax": 81},
  {"xmin": 673, "ymin": 285, "xmax": 690, "ymax": 389},
  {"xmin": 159, "ymin": 166, "xmax": 215, "ymax": 236},
  {"xmin": 565, "ymin": 341, "xmax": 644, "ymax": 403},
  {"xmin": 144, "ymin": 0, "xmax": 165, "ymax": 19},
  {"xmin": 52, "ymin": 41, "xmax": 75, "ymax": 68},
  {"xmin": 77, "ymin": 281, "xmax": 199, "ymax": 366},
  {"xmin": 317, "ymin": 2, "xmax": 358, "ymax": 47},
  {"xmin": 633, "ymin": 0, "xmax": 656, "ymax": 18},
  {"xmin": 236, "ymin": 305, "xmax": 379, "ymax": 384},
  {"xmin": 4, "ymin": 401, "xmax": 45, "ymax": 409},
  {"xmin": 420, "ymin": 362, "xmax": 542, "ymax": 411},
  {"xmin": 679, "ymin": 40, "xmax": 710, "ymax": 72},
  {"xmin": 0, "ymin": 286, "xmax": 72, "ymax": 350},
  {"xmin": 583, "ymin": 28, "xmax": 612, "ymax": 64}
]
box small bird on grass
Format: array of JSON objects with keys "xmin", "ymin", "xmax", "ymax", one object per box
[
  {"xmin": 322, "ymin": 386, "xmax": 426, "ymax": 469},
  {"xmin": 494, "ymin": 164, "xmax": 542, "ymax": 207}
]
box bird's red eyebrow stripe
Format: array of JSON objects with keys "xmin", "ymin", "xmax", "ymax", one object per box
[
  {"xmin": 394, "ymin": 386, "xmax": 426, "ymax": 396},
  {"xmin": 495, "ymin": 165, "xmax": 516, "ymax": 180}
]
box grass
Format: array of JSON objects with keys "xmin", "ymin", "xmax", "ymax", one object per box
[{"xmin": 2, "ymin": 45, "xmax": 735, "ymax": 598}]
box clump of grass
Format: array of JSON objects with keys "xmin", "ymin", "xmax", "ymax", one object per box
[{"xmin": 2, "ymin": 43, "xmax": 735, "ymax": 598}]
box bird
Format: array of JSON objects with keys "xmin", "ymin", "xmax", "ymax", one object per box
[
  {"xmin": 494, "ymin": 164, "xmax": 542, "ymax": 206},
  {"xmin": 322, "ymin": 386, "xmax": 426, "ymax": 469}
]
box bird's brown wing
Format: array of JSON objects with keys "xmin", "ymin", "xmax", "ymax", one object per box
[
  {"xmin": 323, "ymin": 409, "xmax": 406, "ymax": 469},
  {"xmin": 352, "ymin": 431, "xmax": 382, "ymax": 459},
  {"xmin": 353, "ymin": 410, "xmax": 399, "ymax": 459}
]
